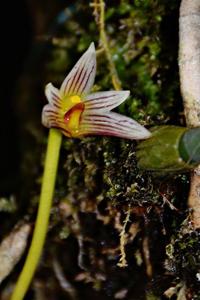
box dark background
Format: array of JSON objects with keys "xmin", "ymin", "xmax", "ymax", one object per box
[
  {"xmin": 0, "ymin": 0, "xmax": 71, "ymax": 195},
  {"xmin": 0, "ymin": 1, "xmax": 32, "ymax": 195}
]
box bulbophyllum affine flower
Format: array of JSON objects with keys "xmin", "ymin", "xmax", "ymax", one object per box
[{"xmin": 42, "ymin": 43, "xmax": 151, "ymax": 140}]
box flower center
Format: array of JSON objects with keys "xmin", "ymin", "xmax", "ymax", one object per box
[
  {"xmin": 62, "ymin": 95, "xmax": 82, "ymax": 112},
  {"xmin": 63, "ymin": 96, "xmax": 84, "ymax": 136}
]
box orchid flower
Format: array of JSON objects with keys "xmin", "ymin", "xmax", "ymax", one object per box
[{"xmin": 42, "ymin": 43, "xmax": 151, "ymax": 140}]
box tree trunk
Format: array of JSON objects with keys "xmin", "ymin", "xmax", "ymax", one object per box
[{"xmin": 179, "ymin": 0, "xmax": 200, "ymax": 228}]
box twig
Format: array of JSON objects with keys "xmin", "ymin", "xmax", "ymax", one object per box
[
  {"xmin": 117, "ymin": 209, "xmax": 131, "ymax": 268},
  {"xmin": 0, "ymin": 223, "xmax": 31, "ymax": 284},
  {"xmin": 92, "ymin": 0, "xmax": 122, "ymax": 90},
  {"xmin": 142, "ymin": 236, "xmax": 153, "ymax": 278},
  {"xmin": 179, "ymin": 0, "xmax": 200, "ymax": 228},
  {"xmin": 53, "ymin": 258, "xmax": 77, "ymax": 300}
]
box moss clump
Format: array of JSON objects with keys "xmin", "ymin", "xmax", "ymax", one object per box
[
  {"xmin": 102, "ymin": 138, "xmax": 160, "ymax": 207},
  {"xmin": 166, "ymin": 228, "xmax": 200, "ymax": 298}
]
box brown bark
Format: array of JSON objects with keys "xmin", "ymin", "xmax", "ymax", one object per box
[{"xmin": 179, "ymin": 0, "xmax": 200, "ymax": 228}]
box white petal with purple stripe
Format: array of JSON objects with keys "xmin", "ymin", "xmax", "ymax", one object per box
[
  {"xmin": 42, "ymin": 104, "xmax": 71, "ymax": 136},
  {"xmin": 84, "ymin": 90, "xmax": 130, "ymax": 113},
  {"xmin": 45, "ymin": 83, "xmax": 62, "ymax": 108},
  {"xmin": 60, "ymin": 43, "xmax": 96, "ymax": 96},
  {"xmin": 42, "ymin": 104, "xmax": 59, "ymax": 128},
  {"xmin": 79, "ymin": 112, "xmax": 151, "ymax": 140}
]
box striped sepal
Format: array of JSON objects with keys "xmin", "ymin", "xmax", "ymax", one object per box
[
  {"xmin": 45, "ymin": 83, "xmax": 62, "ymax": 108},
  {"xmin": 60, "ymin": 43, "xmax": 96, "ymax": 96},
  {"xmin": 79, "ymin": 112, "xmax": 151, "ymax": 140},
  {"xmin": 84, "ymin": 90, "xmax": 130, "ymax": 112}
]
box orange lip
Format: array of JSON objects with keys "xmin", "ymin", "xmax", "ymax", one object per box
[{"xmin": 64, "ymin": 102, "xmax": 85, "ymax": 136}]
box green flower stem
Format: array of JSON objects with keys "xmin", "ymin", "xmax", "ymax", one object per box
[{"xmin": 11, "ymin": 128, "xmax": 62, "ymax": 300}]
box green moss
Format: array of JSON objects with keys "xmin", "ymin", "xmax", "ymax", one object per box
[
  {"xmin": 0, "ymin": 196, "xmax": 17, "ymax": 213},
  {"xmin": 166, "ymin": 229, "xmax": 200, "ymax": 298}
]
